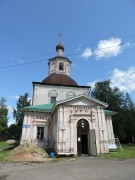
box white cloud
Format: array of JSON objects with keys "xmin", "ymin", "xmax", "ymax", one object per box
[
  {"xmin": 110, "ymin": 67, "xmax": 135, "ymax": 93},
  {"xmin": 14, "ymin": 96, "xmax": 19, "ymax": 100},
  {"xmin": 8, "ymin": 120, "xmax": 15, "ymax": 127},
  {"xmin": 82, "ymin": 47, "xmax": 93, "ymax": 59},
  {"xmin": 8, "ymin": 95, "xmax": 19, "ymax": 100},
  {"xmin": 81, "ymin": 37, "xmax": 133, "ymax": 60},
  {"xmin": 122, "ymin": 41, "xmax": 134, "ymax": 51},
  {"xmin": 87, "ymin": 80, "xmax": 98, "ymax": 89},
  {"xmin": 95, "ymin": 38, "xmax": 122, "ymax": 58},
  {"xmin": 7, "ymin": 106, "xmax": 14, "ymax": 113},
  {"xmin": 8, "ymin": 106, "xmax": 15, "ymax": 127},
  {"xmin": 28, "ymin": 97, "xmax": 32, "ymax": 103},
  {"xmin": 9, "ymin": 95, "xmax": 32, "ymax": 102}
]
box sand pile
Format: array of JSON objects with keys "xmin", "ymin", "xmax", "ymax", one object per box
[{"xmin": 8, "ymin": 143, "xmax": 49, "ymax": 162}]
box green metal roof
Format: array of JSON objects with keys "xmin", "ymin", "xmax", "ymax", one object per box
[
  {"xmin": 22, "ymin": 103, "xmax": 54, "ymax": 112},
  {"xmin": 104, "ymin": 110, "xmax": 117, "ymax": 115}
]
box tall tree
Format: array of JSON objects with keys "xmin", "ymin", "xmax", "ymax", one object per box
[
  {"xmin": 91, "ymin": 80, "xmax": 124, "ymax": 110},
  {"xmin": 0, "ymin": 97, "xmax": 8, "ymax": 140},
  {"xmin": 13, "ymin": 93, "xmax": 31, "ymax": 140},
  {"xmin": 91, "ymin": 80, "xmax": 127, "ymax": 142},
  {"xmin": 123, "ymin": 93, "xmax": 135, "ymax": 143}
]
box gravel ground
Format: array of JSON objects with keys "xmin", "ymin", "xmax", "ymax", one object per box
[{"xmin": 0, "ymin": 157, "xmax": 135, "ymax": 180}]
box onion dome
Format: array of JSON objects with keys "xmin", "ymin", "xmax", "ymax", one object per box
[
  {"xmin": 42, "ymin": 74, "xmax": 78, "ymax": 86},
  {"xmin": 56, "ymin": 44, "xmax": 64, "ymax": 51}
]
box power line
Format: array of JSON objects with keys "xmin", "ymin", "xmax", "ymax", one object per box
[
  {"xmin": 0, "ymin": 27, "xmax": 45, "ymax": 54},
  {"xmin": 0, "ymin": 40, "xmax": 135, "ymax": 71},
  {"xmin": 2, "ymin": 40, "xmax": 135, "ymax": 67},
  {"xmin": 66, "ymin": 40, "xmax": 135, "ymax": 57},
  {"xmin": 0, "ymin": 63, "xmax": 47, "ymax": 74},
  {"xmin": 65, "ymin": 34, "xmax": 135, "ymax": 52},
  {"xmin": 0, "ymin": 46, "xmax": 135, "ymax": 74},
  {"xmin": 0, "ymin": 39, "xmax": 135, "ymax": 73},
  {"xmin": 0, "ymin": 58, "xmax": 47, "ymax": 69},
  {"xmin": 1, "ymin": 32, "xmax": 135, "ymax": 65},
  {"xmin": 0, "ymin": 52, "xmax": 55, "ymax": 65}
]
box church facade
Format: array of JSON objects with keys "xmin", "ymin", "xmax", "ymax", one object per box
[{"xmin": 20, "ymin": 43, "xmax": 116, "ymax": 156}]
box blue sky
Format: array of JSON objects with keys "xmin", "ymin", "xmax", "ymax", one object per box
[{"xmin": 0, "ymin": 0, "xmax": 135, "ymax": 125}]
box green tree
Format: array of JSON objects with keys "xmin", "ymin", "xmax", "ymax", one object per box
[
  {"xmin": 122, "ymin": 93, "xmax": 135, "ymax": 143},
  {"xmin": 91, "ymin": 80, "xmax": 126, "ymax": 142},
  {"xmin": 13, "ymin": 93, "xmax": 31, "ymax": 140},
  {"xmin": 0, "ymin": 97, "xmax": 8, "ymax": 140},
  {"xmin": 91, "ymin": 80, "xmax": 124, "ymax": 110},
  {"xmin": 8, "ymin": 124, "xmax": 21, "ymax": 140}
]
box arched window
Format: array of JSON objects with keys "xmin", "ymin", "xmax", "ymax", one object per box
[{"xmin": 59, "ymin": 62, "xmax": 64, "ymax": 70}]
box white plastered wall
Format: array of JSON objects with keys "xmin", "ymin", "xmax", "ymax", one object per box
[
  {"xmin": 54, "ymin": 103, "xmax": 109, "ymax": 155},
  {"xmin": 96, "ymin": 107, "xmax": 109, "ymax": 154},
  {"xmin": 105, "ymin": 115, "xmax": 115, "ymax": 140},
  {"xmin": 20, "ymin": 111, "xmax": 50, "ymax": 146},
  {"xmin": 32, "ymin": 84, "xmax": 89, "ymax": 105}
]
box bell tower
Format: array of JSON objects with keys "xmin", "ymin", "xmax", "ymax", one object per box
[{"xmin": 48, "ymin": 34, "xmax": 71, "ymax": 77}]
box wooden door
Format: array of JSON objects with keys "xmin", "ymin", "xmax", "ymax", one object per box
[{"xmin": 89, "ymin": 129, "xmax": 97, "ymax": 156}]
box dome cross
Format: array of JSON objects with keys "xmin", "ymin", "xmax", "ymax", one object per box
[{"xmin": 58, "ymin": 33, "xmax": 63, "ymax": 44}]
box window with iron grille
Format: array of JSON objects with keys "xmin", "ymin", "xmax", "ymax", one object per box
[{"xmin": 37, "ymin": 127, "xmax": 44, "ymax": 139}]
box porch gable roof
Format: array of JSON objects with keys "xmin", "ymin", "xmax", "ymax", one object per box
[{"xmin": 55, "ymin": 94, "xmax": 108, "ymax": 107}]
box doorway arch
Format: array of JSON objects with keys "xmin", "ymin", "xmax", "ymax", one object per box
[{"xmin": 77, "ymin": 119, "xmax": 89, "ymax": 156}]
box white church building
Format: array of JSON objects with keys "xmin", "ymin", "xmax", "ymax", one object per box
[{"xmin": 21, "ymin": 43, "xmax": 116, "ymax": 156}]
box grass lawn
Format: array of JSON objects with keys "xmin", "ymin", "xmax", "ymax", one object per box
[
  {"xmin": 0, "ymin": 141, "xmax": 13, "ymax": 161},
  {"xmin": 99, "ymin": 145, "xmax": 135, "ymax": 160},
  {"xmin": 0, "ymin": 141, "xmax": 10, "ymax": 148},
  {"xmin": 1, "ymin": 141, "xmax": 135, "ymax": 162},
  {"xmin": 0, "ymin": 150, "xmax": 12, "ymax": 161}
]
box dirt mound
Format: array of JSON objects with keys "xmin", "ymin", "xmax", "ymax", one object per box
[{"xmin": 8, "ymin": 143, "xmax": 49, "ymax": 162}]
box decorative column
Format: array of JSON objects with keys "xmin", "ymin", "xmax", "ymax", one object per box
[
  {"xmin": 95, "ymin": 106, "xmax": 101, "ymax": 154},
  {"xmin": 101, "ymin": 108, "xmax": 109, "ymax": 153},
  {"xmin": 69, "ymin": 116, "xmax": 76, "ymax": 154}
]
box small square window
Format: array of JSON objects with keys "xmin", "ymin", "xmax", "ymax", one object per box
[
  {"xmin": 59, "ymin": 62, "xmax": 64, "ymax": 70},
  {"xmin": 37, "ymin": 127, "xmax": 44, "ymax": 139},
  {"xmin": 51, "ymin": 96, "xmax": 56, "ymax": 103}
]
